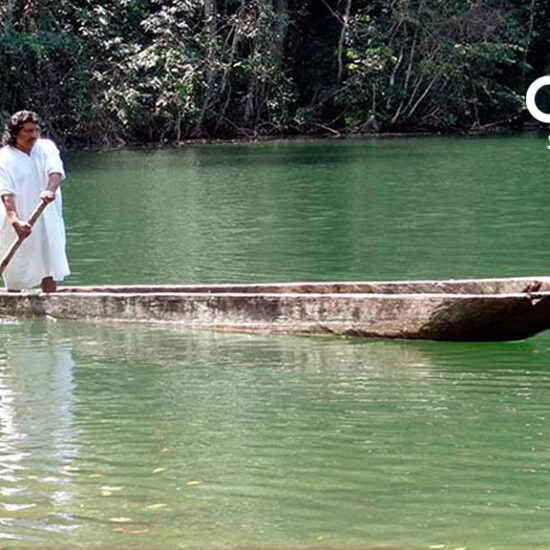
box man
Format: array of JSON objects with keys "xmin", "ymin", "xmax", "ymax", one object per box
[{"xmin": 0, "ymin": 111, "xmax": 70, "ymax": 292}]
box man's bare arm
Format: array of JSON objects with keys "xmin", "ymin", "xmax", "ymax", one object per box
[
  {"xmin": 40, "ymin": 172, "xmax": 62, "ymax": 204},
  {"xmin": 1, "ymin": 194, "xmax": 31, "ymax": 239}
]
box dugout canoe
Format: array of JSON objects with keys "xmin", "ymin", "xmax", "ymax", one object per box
[{"xmin": 2, "ymin": 276, "xmax": 550, "ymax": 341}]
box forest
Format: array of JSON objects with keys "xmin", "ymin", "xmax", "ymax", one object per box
[{"xmin": 0, "ymin": 0, "xmax": 548, "ymax": 147}]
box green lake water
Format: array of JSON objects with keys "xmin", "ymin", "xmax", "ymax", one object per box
[{"xmin": 2, "ymin": 134, "xmax": 550, "ymax": 549}]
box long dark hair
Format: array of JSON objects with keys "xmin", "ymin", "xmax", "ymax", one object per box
[{"xmin": 2, "ymin": 111, "xmax": 40, "ymax": 146}]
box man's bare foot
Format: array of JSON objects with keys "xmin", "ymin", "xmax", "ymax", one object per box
[{"xmin": 40, "ymin": 277, "xmax": 57, "ymax": 293}]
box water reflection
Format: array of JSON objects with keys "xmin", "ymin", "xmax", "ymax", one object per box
[
  {"xmin": 51, "ymin": 322, "xmax": 446, "ymax": 549},
  {"xmin": 2, "ymin": 319, "xmax": 550, "ymax": 549},
  {"xmin": 64, "ymin": 136, "xmax": 550, "ymax": 287},
  {"xmin": 0, "ymin": 321, "xmax": 78, "ymax": 544}
]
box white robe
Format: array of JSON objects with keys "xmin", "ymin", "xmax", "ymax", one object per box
[{"xmin": 0, "ymin": 139, "xmax": 70, "ymax": 290}]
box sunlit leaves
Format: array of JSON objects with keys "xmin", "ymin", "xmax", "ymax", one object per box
[{"xmin": 337, "ymin": 0, "xmax": 531, "ymax": 132}]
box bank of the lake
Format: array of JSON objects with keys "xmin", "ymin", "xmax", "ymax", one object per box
[{"xmin": 69, "ymin": 123, "xmax": 544, "ymax": 152}]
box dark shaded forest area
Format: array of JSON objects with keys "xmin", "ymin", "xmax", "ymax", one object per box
[{"xmin": 1, "ymin": 0, "xmax": 549, "ymax": 146}]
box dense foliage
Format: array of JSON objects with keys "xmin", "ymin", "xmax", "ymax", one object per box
[{"xmin": 0, "ymin": 0, "xmax": 547, "ymax": 146}]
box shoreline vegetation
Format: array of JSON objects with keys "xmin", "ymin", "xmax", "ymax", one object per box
[{"xmin": 1, "ymin": 1, "xmax": 548, "ymax": 149}]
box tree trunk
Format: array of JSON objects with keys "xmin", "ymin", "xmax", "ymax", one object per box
[
  {"xmin": 337, "ymin": 0, "xmax": 352, "ymax": 82},
  {"xmin": 194, "ymin": 0, "xmax": 217, "ymax": 136},
  {"xmin": 521, "ymin": 0, "xmax": 537, "ymax": 89},
  {"xmin": 271, "ymin": 0, "xmax": 288, "ymax": 64},
  {"xmin": 3, "ymin": 0, "xmax": 15, "ymax": 29}
]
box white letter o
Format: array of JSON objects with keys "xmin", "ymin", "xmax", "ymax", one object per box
[{"xmin": 526, "ymin": 76, "xmax": 550, "ymax": 123}]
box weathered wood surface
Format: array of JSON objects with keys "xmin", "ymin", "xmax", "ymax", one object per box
[{"xmin": 1, "ymin": 276, "xmax": 550, "ymax": 341}]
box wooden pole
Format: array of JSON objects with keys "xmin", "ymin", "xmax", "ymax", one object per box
[{"xmin": 0, "ymin": 201, "xmax": 49, "ymax": 277}]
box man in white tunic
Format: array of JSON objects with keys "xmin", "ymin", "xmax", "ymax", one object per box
[{"xmin": 0, "ymin": 111, "xmax": 70, "ymax": 292}]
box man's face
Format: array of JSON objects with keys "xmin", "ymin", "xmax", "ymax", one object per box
[{"xmin": 14, "ymin": 122, "xmax": 40, "ymax": 153}]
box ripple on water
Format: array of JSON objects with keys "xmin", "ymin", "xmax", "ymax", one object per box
[{"xmin": 1, "ymin": 320, "xmax": 550, "ymax": 548}]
